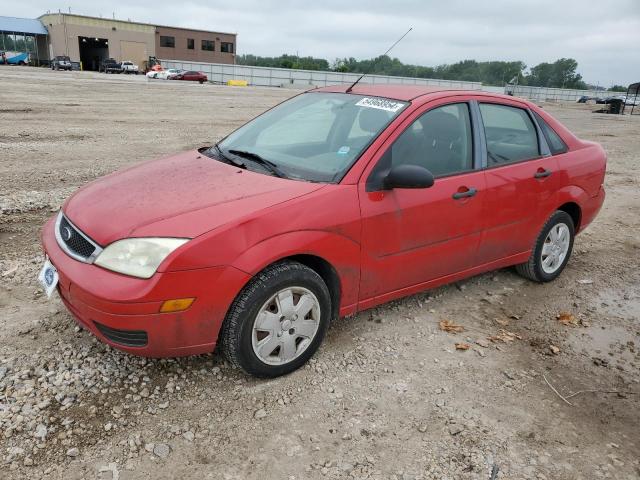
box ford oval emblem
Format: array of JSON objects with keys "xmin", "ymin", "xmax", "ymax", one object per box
[{"xmin": 62, "ymin": 226, "xmax": 73, "ymax": 241}]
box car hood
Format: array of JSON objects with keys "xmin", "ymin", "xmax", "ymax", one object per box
[{"xmin": 63, "ymin": 150, "xmax": 325, "ymax": 245}]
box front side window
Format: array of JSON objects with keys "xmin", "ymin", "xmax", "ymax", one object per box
[
  {"xmin": 160, "ymin": 36, "xmax": 175, "ymax": 48},
  {"xmin": 376, "ymin": 103, "xmax": 473, "ymax": 178},
  {"xmin": 201, "ymin": 40, "xmax": 215, "ymax": 51},
  {"xmin": 533, "ymin": 112, "xmax": 568, "ymax": 155},
  {"xmin": 479, "ymin": 103, "xmax": 540, "ymax": 165},
  {"xmin": 215, "ymin": 93, "xmax": 408, "ymax": 182}
]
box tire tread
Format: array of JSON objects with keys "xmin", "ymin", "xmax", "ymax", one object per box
[
  {"xmin": 220, "ymin": 261, "xmax": 329, "ymax": 377},
  {"xmin": 516, "ymin": 210, "xmax": 574, "ymax": 283}
]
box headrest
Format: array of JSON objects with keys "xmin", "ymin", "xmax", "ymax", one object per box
[
  {"xmin": 358, "ymin": 107, "xmax": 390, "ymax": 133},
  {"xmin": 420, "ymin": 111, "xmax": 461, "ymax": 140}
]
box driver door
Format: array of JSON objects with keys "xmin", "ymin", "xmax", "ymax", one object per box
[{"xmin": 358, "ymin": 99, "xmax": 486, "ymax": 304}]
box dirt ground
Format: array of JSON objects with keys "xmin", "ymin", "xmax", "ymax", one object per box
[{"xmin": 0, "ymin": 67, "xmax": 638, "ymax": 480}]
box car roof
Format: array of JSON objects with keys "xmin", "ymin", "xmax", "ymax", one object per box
[{"xmin": 313, "ymin": 83, "xmax": 524, "ymax": 104}]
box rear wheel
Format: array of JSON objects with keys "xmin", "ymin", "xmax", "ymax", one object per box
[
  {"xmin": 516, "ymin": 211, "xmax": 575, "ymax": 282},
  {"xmin": 221, "ymin": 261, "xmax": 331, "ymax": 377}
]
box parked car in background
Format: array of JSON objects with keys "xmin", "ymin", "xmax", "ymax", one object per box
[
  {"xmin": 51, "ymin": 56, "xmax": 72, "ymax": 70},
  {"xmin": 40, "ymin": 85, "xmax": 606, "ymax": 378},
  {"xmin": 170, "ymin": 70, "xmax": 208, "ymax": 84},
  {"xmin": 99, "ymin": 58, "xmax": 122, "ymax": 74},
  {"xmin": 1, "ymin": 51, "xmax": 30, "ymax": 65},
  {"xmin": 161, "ymin": 69, "xmax": 185, "ymax": 80},
  {"xmin": 147, "ymin": 68, "xmax": 184, "ymax": 80},
  {"xmin": 121, "ymin": 61, "xmax": 139, "ymax": 74}
]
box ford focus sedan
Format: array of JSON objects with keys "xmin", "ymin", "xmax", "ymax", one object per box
[{"xmin": 40, "ymin": 85, "xmax": 606, "ymax": 377}]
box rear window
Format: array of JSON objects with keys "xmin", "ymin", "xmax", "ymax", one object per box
[{"xmin": 533, "ymin": 112, "xmax": 568, "ymax": 155}]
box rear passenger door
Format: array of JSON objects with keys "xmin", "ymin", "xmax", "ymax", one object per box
[{"xmin": 476, "ymin": 101, "xmax": 560, "ymax": 263}]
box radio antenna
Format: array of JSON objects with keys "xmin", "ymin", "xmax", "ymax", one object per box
[{"xmin": 345, "ymin": 27, "xmax": 413, "ymax": 93}]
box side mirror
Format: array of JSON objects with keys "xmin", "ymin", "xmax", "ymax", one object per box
[{"xmin": 383, "ymin": 164, "xmax": 435, "ymax": 190}]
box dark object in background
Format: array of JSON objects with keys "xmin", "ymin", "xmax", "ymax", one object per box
[
  {"xmin": 593, "ymin": 97, "xmax": 624, "ymax": 114},
  {"xmin": 607, "ymin": 98, "xmax": 623, "ymax": 114},
  {"xmin": 622, "ymin": 82, "xmax": 640, "ymax": 115}
]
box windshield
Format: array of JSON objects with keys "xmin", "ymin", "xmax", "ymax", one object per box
[{"xmin": 215, "ymin": 92, "xmax": 408, "ymax": 182}]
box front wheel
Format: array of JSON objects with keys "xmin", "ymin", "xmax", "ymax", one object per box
[
  {"xmin": 516, "ymin": 211, "xmax": 575, "ymax": 282},
  {"xmin": 221, "ymin": 261, "xmax": 331, "ymax": 377}
]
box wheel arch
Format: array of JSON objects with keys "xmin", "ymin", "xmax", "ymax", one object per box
[
  {"xmin": 284, "ymin": 254, "xmax": 341, "ymax": 320},
  {"xmin": 557, "ymin": 201, "xmax": 582, "ymax": 232},
  {"xmin": 230, "ymin": 230, "xmax": 361, "ymax": 317}
]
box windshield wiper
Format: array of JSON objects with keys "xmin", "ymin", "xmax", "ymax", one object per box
[
  {"xmin": 208, "ymin": 144, "xmax": 246, "ymax": 169},
  {"xmin": 228, "ymin": 149, "xmax": 288, "ymax": 178}
]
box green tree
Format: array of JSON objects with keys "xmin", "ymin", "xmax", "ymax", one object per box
[
  {"xmin": 526, "ymin": 58, "xmax": 587, "ymax": 89},
  {"xmin": 609, "ymin": 84, "xmax": 628, "ymax": 92}
]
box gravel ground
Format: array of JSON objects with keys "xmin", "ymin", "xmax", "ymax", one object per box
[{"xmin": 0, "ymin": 67, "xmax": 639, "ymax": 480}]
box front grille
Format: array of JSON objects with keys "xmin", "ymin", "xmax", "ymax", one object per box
[
  {"xmin": 57, "ymin": 214, "xmax": 98, "ymax": 261},
  {"xmin": 94, "ymin": 322, "xmax": 148, "ymax": 347}
]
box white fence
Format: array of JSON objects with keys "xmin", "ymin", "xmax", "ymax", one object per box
[
  {"xmin": 159, "ymin": 59, "xmax": 625, "ymax": 103},
  {"xmin": 504, "ymin": 85, "xmax": 621, "ymax": 102},
  {"xmin": 159, "ymin": 59, "xmax": 483, "ymax": 90}
]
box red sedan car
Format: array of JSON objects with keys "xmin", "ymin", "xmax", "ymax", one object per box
[
  {"xmin": 169, "ymin": 70, "xmax": 208, "ymax": 84},
  {"xmin": 40, "ymin": 85, "xmax": 606, "ymax": 377}
]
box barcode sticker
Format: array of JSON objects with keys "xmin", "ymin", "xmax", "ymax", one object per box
[{"xmin": 355, "ymin": 97, "xmax": 405, "ymax": 113}]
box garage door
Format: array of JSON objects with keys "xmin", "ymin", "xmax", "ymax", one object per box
[{"xmin": 120, "ymin": 41, "xmax": 147, "ymax": 69}]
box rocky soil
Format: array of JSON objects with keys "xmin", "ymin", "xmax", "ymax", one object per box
[{"xmin": 0, "ymin": 68, "xmax": 639, "ymax": 479}]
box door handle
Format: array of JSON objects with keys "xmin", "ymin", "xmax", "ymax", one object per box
[
  {"xmin": 534, "ymin": 168, "xmax": 552, "ymax": 179},
  {"xmin": 452, "ymin": 187, "xmax": 477, "ymax": 200}
]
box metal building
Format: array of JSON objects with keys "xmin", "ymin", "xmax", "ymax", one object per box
[
  {"xmin": 38, "ymin": 13, "xmax": 236, "ymax": 71},
  {"xmin": 39, "ymin": 13, "xmax": 156, "ymax": 71},
  {"xmin": 0, "ymin": 16, "xmax": 49, "ymax": 65}
]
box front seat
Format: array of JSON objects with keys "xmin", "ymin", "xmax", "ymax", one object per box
[{"xmin": 419, "ymin": 111, "xmax": 463, "ymax": 176}]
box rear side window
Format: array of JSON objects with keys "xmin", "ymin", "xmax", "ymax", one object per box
[
  {"xmin": 533, "ymin": 112, "xmax": 568, "ymax": 155},
  {"xmin": 479, "ymin": 103, "xmax": 540, "ymax": 165}
]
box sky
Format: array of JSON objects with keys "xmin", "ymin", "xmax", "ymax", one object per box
[{"xmin": 11, "ymin": 0, "xmax": 640, "ymax": 86}]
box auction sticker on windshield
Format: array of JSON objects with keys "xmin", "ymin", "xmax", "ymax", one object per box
[
  {"xmin": 355, "ymin": 97, "xmax": 405, "ymax": 113},
  {"xmin": 38, "ymin": 257, "xmax": 59, "ymax": 298}
]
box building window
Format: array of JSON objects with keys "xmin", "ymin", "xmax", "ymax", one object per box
[
  {"xmin": 201, "ymin": 40, "xmax": 215, "ymax": 51},
  {"xmin": 160, "ymin": 36, "xmax": 175, "ymax": 48},
  {"xmin": 221, "ymin": 42, "xmax": 234, "ymax": 53},
  {"xmin": 187, "ymin": 38, "xmax": 194, "ymax": 50}
]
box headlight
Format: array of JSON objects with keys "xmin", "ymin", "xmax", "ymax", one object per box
[{"xmin": 94, "ymin": 238, "xmax": 189, "ymax": 279}]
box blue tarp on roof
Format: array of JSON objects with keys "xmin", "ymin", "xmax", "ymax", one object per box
[{"xmin": 0, "ymin": 16, "xmax": 48, "ymax": 35}]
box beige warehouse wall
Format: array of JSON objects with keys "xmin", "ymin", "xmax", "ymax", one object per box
[
  {"xmin": 120, "ymin": 41, "xmax": 148, "ymax": 69},
  {"xmin": 40, "ymin": 14, "xmax": 155, "ymax": 64}
]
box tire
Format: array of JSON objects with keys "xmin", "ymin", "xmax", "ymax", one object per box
[
  {"xmin": 221, "ymin": 261, "xmax": 332, "ymax": 378},
  {"xmin": 516, "ymin": 211, "xmax": 575, "ymax": 282}
]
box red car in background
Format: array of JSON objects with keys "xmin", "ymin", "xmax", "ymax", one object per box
[
  {"xmin": 40, "ymin": 85, "xmax": 606, "ymax": 377},
  {"xmin": 169, "ymin": 70, "xmax": 208, "ymax": 84}
]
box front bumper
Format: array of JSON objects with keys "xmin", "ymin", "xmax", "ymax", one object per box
[{"xmin": 41, "ymin": 215, "xmax": 250, "ymax": 357}]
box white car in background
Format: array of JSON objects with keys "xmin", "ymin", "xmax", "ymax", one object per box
[
  {"xmin": 623, "ymin": 95, "xmax": 639, "ymax": 106},
  {"xmin": 146, "ymin": 68, "xmax": 184, "ymax": 80},
  {"xmin": 121, "ymin": 61, "xmax": 139, "ymax": 74}
]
